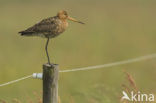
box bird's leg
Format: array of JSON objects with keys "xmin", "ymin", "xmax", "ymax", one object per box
[{"xmin": 45, "ymin": 38, "xmax": 51, "ymax": 65}]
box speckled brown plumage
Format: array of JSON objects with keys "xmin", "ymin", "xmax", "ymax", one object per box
[
  {"xmin": 19, "ymin": 16, "xmax": 68, "ymax": 38},
  {"xmin": 19, "ymin": 10, "xmax": 84, "ymax": 64},
  {"xmin": 19, "ymin": 10, "xmax": 84, "ymax": 38}
]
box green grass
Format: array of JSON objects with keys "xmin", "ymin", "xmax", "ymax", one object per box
[{"xmin": 0, "ymin": 0, "xmax": 156, "ymax": 102}]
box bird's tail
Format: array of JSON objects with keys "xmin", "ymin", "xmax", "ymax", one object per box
[{"xmin": 19, "ymin": 31, "xmax": 34, "ymax": 36}]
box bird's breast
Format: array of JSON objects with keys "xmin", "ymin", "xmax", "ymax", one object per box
[
  {"xmin": 57, "ymin": 20, "xmax": 68, "ymax": 33},
  {"xmin": 46, "ymin": 19, "xmax": 68, "ymax": 38},
  {"xmin": 50, "ymin": 20, "xmax": 67, "ymax": 37}
]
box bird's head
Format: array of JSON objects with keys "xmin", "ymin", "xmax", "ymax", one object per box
[{"xmin": 57, "ymin": 10, "xmax": 84, "ymax": 24}]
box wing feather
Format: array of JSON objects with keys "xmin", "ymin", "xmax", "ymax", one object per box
[{"xmin": 19, "ymin": 16, "xmax": 58, "ymax": 35}]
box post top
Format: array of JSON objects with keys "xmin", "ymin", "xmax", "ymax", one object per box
[{"xmin": 43, "ymin": 63, "xmax": 59, "ymax": 68}]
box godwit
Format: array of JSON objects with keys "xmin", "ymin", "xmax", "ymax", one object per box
[{"xmin": 19, "ymin": 10, "xmax": 84, "ymax": 65}]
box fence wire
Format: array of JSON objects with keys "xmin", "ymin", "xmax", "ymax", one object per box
[{"xmin": 0, "ymin": 53, "xmax": 156, "ymax": 87}]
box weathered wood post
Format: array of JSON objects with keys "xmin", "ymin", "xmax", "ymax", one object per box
[{"xmin": 43, "ymin": 64, "xmax": 59, "ymax": 103}]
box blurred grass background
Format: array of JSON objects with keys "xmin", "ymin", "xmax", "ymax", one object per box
[{"xmin": 0, "ymin": 0, "xmax": 156, "ymax": 102}]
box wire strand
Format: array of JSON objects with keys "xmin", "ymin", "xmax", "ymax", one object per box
[
  {"xmin": 0, "ymin": 53, "xmax": 156, "ymax": 87},
  {"xmin": 0, "ymin": 75, "xmax": 32, "ymax": 87},
  {"xmin": 60, "ymin": 53, "xmax": 156, "ymax": 73}
]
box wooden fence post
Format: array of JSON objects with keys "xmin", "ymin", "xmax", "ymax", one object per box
[{"xmin": 43, "ymin": 64, "xmax": 59, "ymax": 103}]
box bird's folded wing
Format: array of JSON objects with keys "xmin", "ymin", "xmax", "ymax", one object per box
[{"xmin": 19, "ymin": 17, "xmax": 58, "ymax": 35}]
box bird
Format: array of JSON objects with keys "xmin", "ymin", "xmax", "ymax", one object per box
[{"xmin": 19, "ymin": 10, "xmax": 84, "ymax": 65}]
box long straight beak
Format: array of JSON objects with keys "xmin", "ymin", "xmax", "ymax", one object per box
[{"xmin": 67, "ymin": 16, "xmax": 85, "ymax": 24}]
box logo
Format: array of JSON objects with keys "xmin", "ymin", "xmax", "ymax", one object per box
[{"xmin": 122, "ymin": 91, "xmax": 155, "ymax": 102}]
